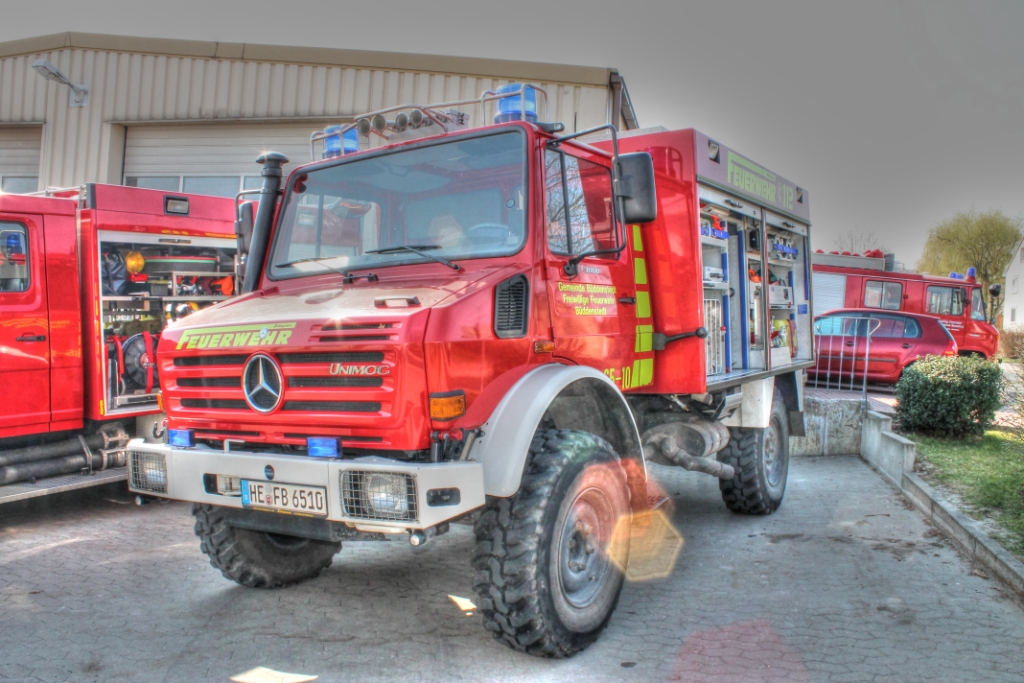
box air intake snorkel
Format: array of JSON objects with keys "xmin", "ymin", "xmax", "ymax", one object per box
[{"xmin": 241, "ymin": 151, "xmax": 288, "ymax": 294}]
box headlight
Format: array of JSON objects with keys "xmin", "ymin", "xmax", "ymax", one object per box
[{"xmin": 365, "ymin": 473, "xmax": 409, "ymax": 517}]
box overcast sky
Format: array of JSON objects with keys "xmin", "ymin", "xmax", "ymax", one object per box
[{"xmin": 5, "ymin": 0, "xmax": 1024, "ymax": 268}]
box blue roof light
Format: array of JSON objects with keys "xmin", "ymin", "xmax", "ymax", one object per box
[
  {"xmin": 967, "ymin": 267, "xmax": 977, "ymax": 279},
  {"xmin": 322, "ymin": 125, "xmax": 360, "ymax": 159},
  {"xmin": 494, "ymin": 83, "xmax": 539, "ymax": 124}
]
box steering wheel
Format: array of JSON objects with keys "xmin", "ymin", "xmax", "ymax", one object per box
[{"xmin": 471, "ymin": 222, "xmax": 520, "ymax": 245}]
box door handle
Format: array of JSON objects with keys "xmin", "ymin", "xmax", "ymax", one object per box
[
  {"xmin": 845, "ymin": 341, "xmax": 855, "ymax": 346},
  {"xmin": 618, "ymin": 297, "xmax": 636, "ymax": 305},
  {"xmin": 15, "ymin": 334, "xmax": 46, "ymax": 342},
  {"xmin": 901, "ymin": 343, "xmax": 913, "ymax": 349}
]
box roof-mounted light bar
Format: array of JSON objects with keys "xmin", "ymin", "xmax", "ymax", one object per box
[{"xmin": 309, "ymin": 83, "xmax": 551, "ymax": 161}]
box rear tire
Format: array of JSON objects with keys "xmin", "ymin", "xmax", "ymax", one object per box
[
  {"xmin": 472, "ymin": 429, "xmax": 631, "ymax": 658},
  {"xmin": 192, "ymin": 504, "xmax": 340, "ymax": 588},
  {"xmin": 717, "ymin": 389, "xmax": 789, "ymax": 515}
]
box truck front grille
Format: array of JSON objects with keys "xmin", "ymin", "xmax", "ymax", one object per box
[
  {"xmin": 288, "ymin": 376, "xmax": 383, "ymax": 388},
  {"xmin": 341, "ymin": 470, "xmax": 418, "ymax": 522},
  {"xmin": 279, "ymin": 352, "xmax": 384, "ymax": 364},
  {"xmin": 181, "ymin": 399, "xmax": 248, "ymax": 410},
  {"xmin": 283, "ymin": 401, "xmax": 381, "ymax": 412},
  {"xmin": 174, "ymin": 355, "xmax": 248, "ymax": 367}
]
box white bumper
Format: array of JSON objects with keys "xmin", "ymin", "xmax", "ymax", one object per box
[{"xmin": 126, "ymin": 438, "xmax": 484, "ymax": 531}]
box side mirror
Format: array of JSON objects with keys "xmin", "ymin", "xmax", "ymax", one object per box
[
  {"xmin": 989, "ymin": 283, "xmax": 1002, "ymax": 298},
  {"xmin": 235, "ymin": 200, "xmax": 254, "ymax": 279},
  {"xmin": 989, "ymin": 283, "xmax": 1002, "ymax": 325},
  {"xmin": 617, "ymin": 152, "xmax": 658, "ymax": 224}
]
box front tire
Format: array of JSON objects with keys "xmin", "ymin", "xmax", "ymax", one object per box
[
  {"xmin": 717, "ymin": 389, "xmax": 790, "ymax": 514},
  {"xmin": 192, "ymin": 504, "xmax": 341, "ymax": 588},
  {"xmin": 472, "ymin": 429, "xmax": 631, "ymax": 658}
]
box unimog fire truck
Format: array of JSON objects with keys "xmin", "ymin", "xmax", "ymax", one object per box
[
  {"xmin": 127, "ymin": 85, "xmax": 814, "ymax": 657},
  {"xmin": 0, "ymin": 185, "xmax": 236, "ymax": 503}
]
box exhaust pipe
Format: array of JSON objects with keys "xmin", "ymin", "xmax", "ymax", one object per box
[{"xmin": 241, "ymin": 152, "xmax": 289, "ymax": 294}]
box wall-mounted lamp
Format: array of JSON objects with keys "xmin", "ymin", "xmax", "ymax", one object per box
[{"xmin": 32, "ymin": 59, "xmax": 88, "ymax": 107}]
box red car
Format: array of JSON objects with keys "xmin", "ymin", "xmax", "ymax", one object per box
[{"xmin": 809, "ymin": 308, "xmax": 958, "ymax": 385}]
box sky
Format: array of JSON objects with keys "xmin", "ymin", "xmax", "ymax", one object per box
[{"xmin": 4, "ymin": 0, "xmax": 1024, "ymax": 268}]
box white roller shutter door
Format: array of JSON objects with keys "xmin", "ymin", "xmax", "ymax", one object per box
[
  {"xmin": 0, "ymin": 126, "xmax": 41, "ymax": 193},
  {"xmin": 813, "ymin": 272, "xmax": 847, "ymax": 315},
  {"xmin": 123, "ymin": 123, "xmax": 324, "ymax": 196}
]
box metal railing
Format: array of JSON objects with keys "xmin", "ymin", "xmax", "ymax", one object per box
[
  {"xmin": 811, "ymin": 315, "xmax": 882, "ymax": 395},
  {"xmin": 308, "ymin": 83, "xmax": 550, "ymax": 160}
]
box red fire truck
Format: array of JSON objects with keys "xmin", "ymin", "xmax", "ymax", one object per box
[
  {"xmin": 812, "ymin": 251, "xmax": 999, "ymax": 358},
  {"xmin": 0, "ymin": 185, "xmax": 237, "ymax": 503},
  {"xmin": 126, "ymin": 85, "xmax": 814, "ymax": 657}
]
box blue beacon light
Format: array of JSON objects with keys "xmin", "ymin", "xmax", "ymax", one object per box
[
  {"xmin": 322, "ymin": 126, "xmax": 360, "ymax": 158},
  {"xmin": 494, "ymin": 83, "xmax": 538, "ymax": 124}
]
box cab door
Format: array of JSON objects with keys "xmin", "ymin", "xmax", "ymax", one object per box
[
  {"xmin": 543, "ymin": 148, "xmax": 651, "ymax": 389},
  {"xmin": 0, "ymin": 217, "xmax": 51, "ymax": 433},
  {"xmin": 924, "ymin": 284, "xmax": 966, "ymax": 348}
]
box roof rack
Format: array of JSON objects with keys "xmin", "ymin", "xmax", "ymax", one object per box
[{"xmin": 309, "ymin": 83, "xmax": 550, "ymax": 161}]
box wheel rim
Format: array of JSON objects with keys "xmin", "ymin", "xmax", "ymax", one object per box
[
  {"xmin": 557, "ymin": 485, "xmax": 615, "ymax": 610},
  {"xmin": 764, "ymin": 418, "xmax": 783, "ymax": 487}
]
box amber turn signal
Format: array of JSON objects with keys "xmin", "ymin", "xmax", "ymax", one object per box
[
  {"xmin": 429, "ymin": 391, "xmax": 466, "ymax": 421},
  {"xmin": 533, "ymin": 340, "xmax": 555, "ymax": 354}
]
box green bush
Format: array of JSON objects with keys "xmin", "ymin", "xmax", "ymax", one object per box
[{"xmin": 895, "ymin": 355, "xmax": 1003, "ymax": 437}]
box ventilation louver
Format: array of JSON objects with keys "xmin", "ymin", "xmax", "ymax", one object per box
[{"xmin": 494, "ymin": 275, "xmax": 529, "ymax": 338}]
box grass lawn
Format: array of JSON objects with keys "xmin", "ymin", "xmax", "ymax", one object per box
[{"xmin": 912, "ymin": 429, "xmax": 1024, "ymax": 560}]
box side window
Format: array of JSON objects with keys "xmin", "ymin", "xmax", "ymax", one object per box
[
  {"xmin": 0, "ymin": 223, "xmax": 30, "ymax": 293},
  {"xmin": 544, "ymin": 150, "xmax": 615, "ymax": 256},
  {"xmin": 869, "ymin": 315, "xmax": 906, "ymax": 338},
  {"xmin": 926, "ymin": 286, "xmax": 964, "ymax": 316},
  {"xmin": 970, "ymin": 289, "xmax": 987, "ymax": 322},
  {"xmin": 903, "ymin": 318, "xmax": 921, "ymax": 338},
  {"xmin": 864, "ymin": 280, "xmax": 902, "ymax": 310}
]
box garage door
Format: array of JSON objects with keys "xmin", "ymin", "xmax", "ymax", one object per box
[
  {"xmin": 124, "ymin": 123, "xmax": 324, "ymax": 197},
  {"xmin": 813, "ymin": 272, "xmax": 847, "ymax": 315},
  {"xmin": 0, "ymin": 126, "xmax": 41, "ymax": 193}
]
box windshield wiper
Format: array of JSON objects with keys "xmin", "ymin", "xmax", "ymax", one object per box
[
  {"xmin": 273, "ymin": 257, "xmax": 378, "ymax": 283},
  {"xmin": 366, "ymin": 244, "xmax": 460, "ymax": 271}
]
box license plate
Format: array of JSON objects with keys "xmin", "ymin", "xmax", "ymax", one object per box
[{"xmin": 241, "ymin": 480, "xmax": 328, "ymax": 517}]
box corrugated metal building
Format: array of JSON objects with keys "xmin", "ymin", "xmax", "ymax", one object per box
[{"xmin": 0, "ymin": 32, "xmax": 638, "ymax": 195}]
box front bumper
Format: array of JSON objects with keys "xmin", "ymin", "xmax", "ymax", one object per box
[{"xmin": 126, "ymin": 438, "xmax": 484, "ymax": 531}]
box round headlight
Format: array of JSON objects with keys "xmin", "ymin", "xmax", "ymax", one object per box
[{"xmin": 365, "ymin": 473, "xmax": 409, "ymax": 517}]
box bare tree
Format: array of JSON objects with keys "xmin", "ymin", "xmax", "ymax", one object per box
[{"xmin": 832, "ymin": 230, "xmax": 888, "ymax": 254}]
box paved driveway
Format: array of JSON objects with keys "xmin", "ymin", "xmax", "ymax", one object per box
[{"xmin": 2, "ymin": 456, "xmax": 1024, "ymax": 682}]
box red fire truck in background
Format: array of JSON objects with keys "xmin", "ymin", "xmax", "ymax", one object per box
[
  {"xmin": 126, "ymin": 85, "xmax": 814, "ymax": 657},
  {"xmin": 0, "ymin": 185, "xmax": 237, "ymax": 503},
  {"xmin": 812, "ymin": 251, "xmax": 1000, "ymax": 358}
]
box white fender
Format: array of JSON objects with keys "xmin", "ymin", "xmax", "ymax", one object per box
[{"xmin": 472, "ymin": 364, "xmax": 643, "ymax": 497}]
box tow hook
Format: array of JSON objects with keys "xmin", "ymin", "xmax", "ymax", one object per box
[
  {"xmin": 408, "ymin": 522, "xmax": 450, "ymax": 547},
  {"xmin": 152, "ymin": 417, "xmax": 168, "ymax": 440}
]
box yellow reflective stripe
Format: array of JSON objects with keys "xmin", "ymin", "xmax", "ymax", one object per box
[
  {"xmin": 635, "ymin": 324, "xmax": 653, "ymax": 353},
  {"xmin": 634, "ymin": 258, "xmax": 648, "ymax": 285},
  {"xmin": 636, "ymin": 291, "xmax": 651, "ymax": 318},
  {"xmin": 632, "ymin": 224, "xmax": 643, "ymax": 252},
  {"xmin": 638, "ymin": 358, "xmax": 654, "ymax": 386}
]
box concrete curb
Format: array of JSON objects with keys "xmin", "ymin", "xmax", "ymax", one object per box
[
  {"xmin": 858, "ymin": 409, "xmax": 1024, "ymax": 599},
  {"xmin": 901, "ymin": 471, "xmax": 1024, "ymax": 598}
]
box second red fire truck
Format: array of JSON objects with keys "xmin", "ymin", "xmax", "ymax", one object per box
[
  {"xmin": 126, "ymin": 86, "xmax": 814, "ymax": 657},
  {"xmin": 0, "ymin": 185, "xmax": 237, "ymax": 502},
  {"xmin": 812, "ymin": 251, "xmax": 999, "ymax": 358}
]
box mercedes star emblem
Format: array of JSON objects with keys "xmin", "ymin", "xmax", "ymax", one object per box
[{"xmin": 242, "ymin": 354, "xmax": 283, "ymax": 413}]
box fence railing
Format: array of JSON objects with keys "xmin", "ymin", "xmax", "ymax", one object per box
[{"xmin": 810, "ymin": 315, "xmax": 882, "ymax": 396}]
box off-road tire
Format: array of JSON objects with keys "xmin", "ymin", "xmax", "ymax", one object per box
[
  {"xmin": 192, "ymin": 504, "xmax": 340, "ymax": 588},
  {"xmin": 717, "ymin": 389, "xmax": 789, "ymax": 515},
  {"xmin": 472, "ymin": 429, "xmax": 631, "ymax": 658}
]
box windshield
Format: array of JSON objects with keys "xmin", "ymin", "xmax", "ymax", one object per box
[{"xmin": 270, "ymin": 130, "xmax": 527, "ymax": 279}]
